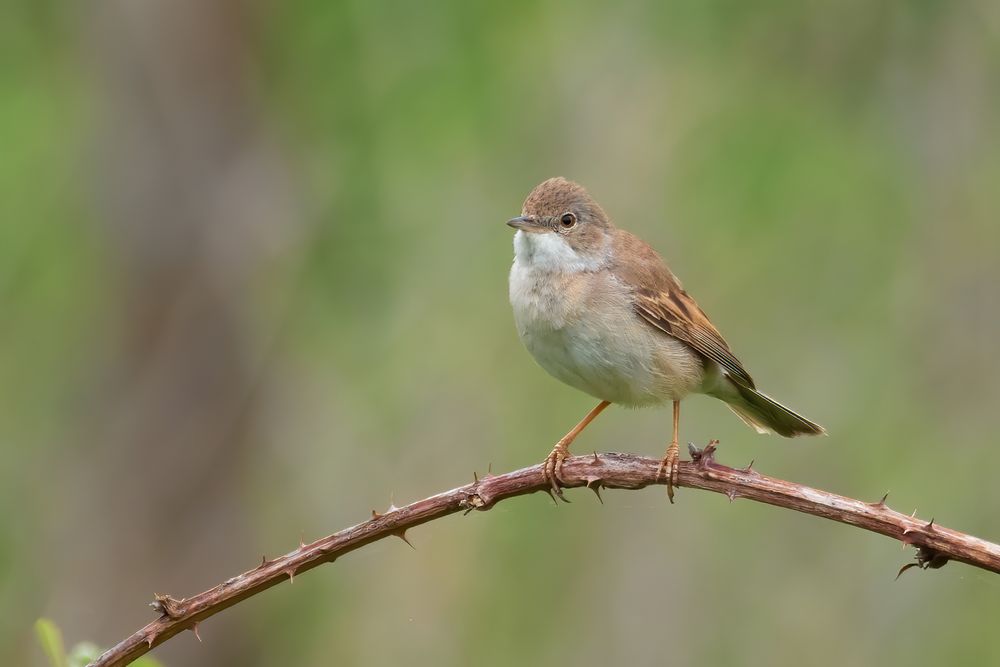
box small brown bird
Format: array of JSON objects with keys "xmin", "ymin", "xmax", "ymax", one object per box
[{"xmin": 507, "ymin": 177, "xmax": 824, "ymax": 501}]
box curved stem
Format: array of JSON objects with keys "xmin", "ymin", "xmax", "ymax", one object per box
[{"xmin": 90, "ymin": 444, "xmax": 1000, "ymax": 667}]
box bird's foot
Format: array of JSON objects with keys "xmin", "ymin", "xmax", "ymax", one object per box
[
  {"xmin": 542, "ymin": 441, "xmax": 571, "ymax": 502},
  {"xmin": 657, "ymin": 440, "xmax": 680, "ymax": 504}
]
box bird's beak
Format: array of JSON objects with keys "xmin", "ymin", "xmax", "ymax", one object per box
[{"xmin": 506, "ymin": 215, "xmax": 545, "ymax": 232}]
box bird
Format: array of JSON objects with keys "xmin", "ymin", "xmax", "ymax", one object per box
[{"xmin": 506, "ymin": 177, "xmax": 824, "ymax": 502}]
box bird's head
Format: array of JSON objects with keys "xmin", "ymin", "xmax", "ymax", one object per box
[{"xmin": 507, "ymin": 177, "xmax": 613, "ymax": 269}]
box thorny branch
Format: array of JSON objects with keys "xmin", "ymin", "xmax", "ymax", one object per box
[{"xmin": 91, "ymin": 443, "xmax": 1000, "ymax": 667}]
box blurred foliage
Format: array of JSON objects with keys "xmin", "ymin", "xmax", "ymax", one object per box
[
  {"xmin": 3, "ymin": 1, "xmax": 1000, "ymax": 665},
  {"xmin": 35, "ymin": 618, "xmax": 162, "ymax": 667}
]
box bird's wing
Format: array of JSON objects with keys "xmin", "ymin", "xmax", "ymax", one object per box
[{"xmin": 610, "ymin": 230, "xmax": 755, "ymax": 388}]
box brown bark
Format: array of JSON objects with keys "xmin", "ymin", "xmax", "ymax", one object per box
[{"xmin": 91, "ymin": 444, "xmax": 1000, "ymax": 667}]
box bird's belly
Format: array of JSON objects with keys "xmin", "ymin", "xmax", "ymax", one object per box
[
  {"xmin": 518, "ymin": 315, "xmax": 702, "ymax": 407},
  {"xmin": 510, "ymin": 262, "xmax": 704, "ymax": 406}
]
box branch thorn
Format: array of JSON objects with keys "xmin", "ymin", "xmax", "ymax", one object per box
[
  {"xmin": 191, "ymin": 623, "xmax": 202, "ymax": 643},
  {"xmin": 585, "ymin": 476, "xmax": 604, "ymax": 504},
  {"xmin": 393, "ymin": 529, "xmax": 415, "ymax": 549},
  {"xmin": 869, "ymin": 492, "xmax": 890, "ymax": 509}
]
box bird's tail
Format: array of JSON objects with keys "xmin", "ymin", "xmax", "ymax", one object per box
[{"xmin": 715, "ymin": 380, "xmax": 825, "ymax": 438}]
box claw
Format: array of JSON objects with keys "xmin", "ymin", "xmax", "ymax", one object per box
[
  {"xmin": 657, "ymin": 442, "xmax": 680, "ymax": 504},
  {"xmin": 538, "ymin": 401, "xmax": 610, "ymax": 503},
  {"xmin": 542, "ymin": 445, "xmax": 571, "ymax": 503}
]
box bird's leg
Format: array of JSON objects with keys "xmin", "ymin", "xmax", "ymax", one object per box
[
  {"xmin": 656, "ymin": 400, "xmax": 681, "ymax": 503},
  {"xmin": 544, "ymin": 400, "xmax": 610, "ymax": 499}
]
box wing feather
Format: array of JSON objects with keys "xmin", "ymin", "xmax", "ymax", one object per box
[
  {"xmin": 633, "ymin": 288, "xmax": 755, "ymax": 388},
  {"xmin": 609, "ymin": 230, "xmax": 755, "ymax": 388}
]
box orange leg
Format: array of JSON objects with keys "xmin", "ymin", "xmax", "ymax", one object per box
[
  {"xmin": 543, "ymin": 400, "xmax": 611, "ymax": 498},
  {"xmin": 657, "ymin": 400, "xmax": 681, "ymax": 503}
]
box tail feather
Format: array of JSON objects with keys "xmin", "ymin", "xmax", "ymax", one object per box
[{"xmin": 721, "ymin": 381, "xmax": 825, "ymax": 438}]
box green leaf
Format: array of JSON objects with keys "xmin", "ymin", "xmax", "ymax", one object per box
[
  {"xmin": 67, "ymin": 642, "xmax": 100, "ymax": 667},
  {"xmin": 34, "ymin": 618, "xmax": 67, "ymax": 667}
]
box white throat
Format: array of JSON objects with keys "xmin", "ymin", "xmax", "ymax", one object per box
[{"xmin": 512, "ymin": 231, "xmax": 606, "ymax": 273}]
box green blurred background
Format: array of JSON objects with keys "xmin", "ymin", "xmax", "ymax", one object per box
[{"xmin": 4, "ymin": 1, "xmax": 1000, "ymax": 665}]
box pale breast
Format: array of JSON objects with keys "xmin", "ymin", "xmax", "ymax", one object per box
[{"xmin": 509, "ymin": 258, "xmax": 704, "ymax": 406}]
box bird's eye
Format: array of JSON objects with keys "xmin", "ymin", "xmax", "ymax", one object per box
[{"xmin": 560, "ymin": 212, "xmax": 577, "ymax": 228}]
